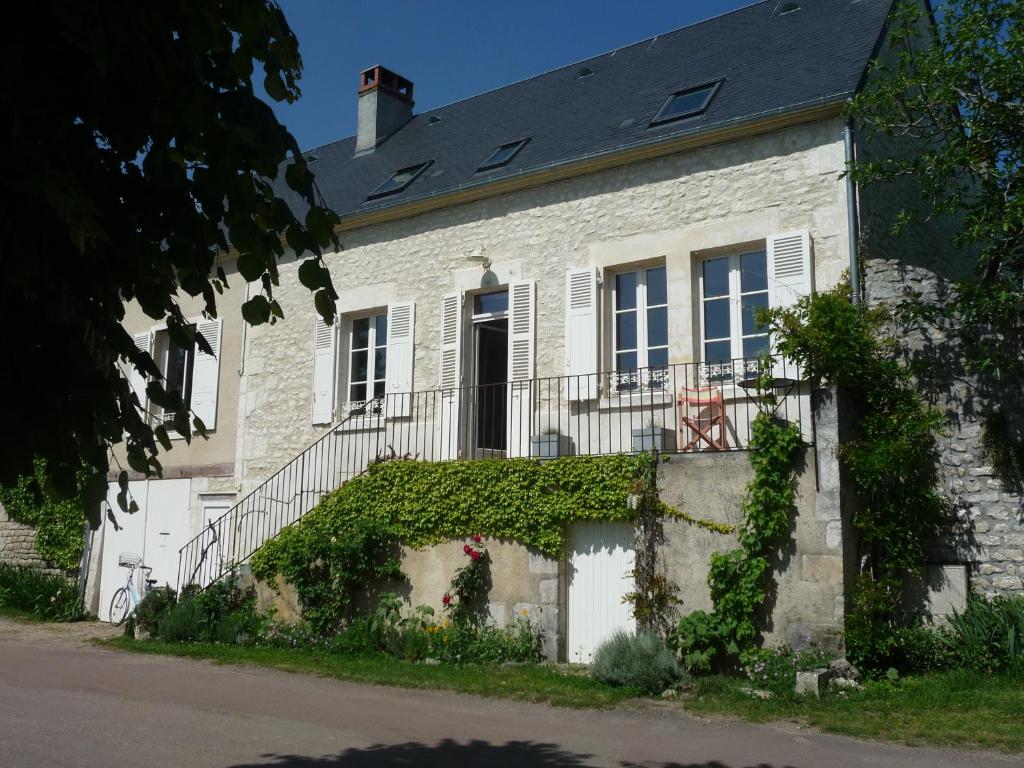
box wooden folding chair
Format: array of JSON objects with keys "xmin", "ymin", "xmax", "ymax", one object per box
[{"xmin": 677, "ymin": 386, "xmax": 728, "ymax": 451}]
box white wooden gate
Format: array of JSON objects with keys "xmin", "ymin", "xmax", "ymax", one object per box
[
  {"xmin": 567, "ymin": 520, "xmax": 635, "ymax": 663},
  {"xmin": 98, "ymin": 478, "xmax": 191, "ymax": 621}
]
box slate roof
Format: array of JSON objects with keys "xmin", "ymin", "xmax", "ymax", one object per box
[{"xmin": 284, "ymin": 0, "xmax": 893, "ymax": 221}]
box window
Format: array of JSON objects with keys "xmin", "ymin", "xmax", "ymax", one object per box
[
  {"xmin": 612, "ymin": 266, "xmax": 668, "ymax": 390},
  {"xmin": 348, "ymin": 314, "xmax": 388, "ymax": 404},
  {"xmin": 367, "ymin": 161, "xmax": 431, "ymax": 199},
  {"xmin": 155, "ymin": 330, "xmax": 195, "ymax": 422},
  {"xmin": 478, "ymin": 138, "xmax": 529, "ymax": 172},
  {"xmin": 700, "ymin": 250, "xmax": 770, "ymax": 367},
  {"xmin": 650, "ymin": 81, "xmax": 721, "ymax": 126}
]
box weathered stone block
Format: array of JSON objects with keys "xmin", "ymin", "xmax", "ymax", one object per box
[
  {"xmin": 795, "ymin": 669, "xmax": 829, "ymax": 697},
  {"xmin": 801, "ymin": 555, "xmax": 843, "ymax": 585}
]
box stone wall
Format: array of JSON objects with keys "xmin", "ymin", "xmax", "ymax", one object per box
[
  {"xmin": 0, "ymin": 503, "xmax": 59, "ymax": 573},
  {"xmin": 864, "ymin": 258, "xmax": 1024, "ymax": 596}
]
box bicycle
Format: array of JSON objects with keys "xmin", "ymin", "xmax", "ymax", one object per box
[{"xmin": 108, "ymin": 552, "xmax": 156, "ymax": 626}]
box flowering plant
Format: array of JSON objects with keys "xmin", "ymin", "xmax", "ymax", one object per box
[{"xmin": 444, "ymin": 536, "xmax": 490, "ymax": 625}]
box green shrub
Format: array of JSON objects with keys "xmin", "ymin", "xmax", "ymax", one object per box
[
  {"xmin": 946, "ymin": 594, "xmax": 1024, "ymax": 672},
  {"xmin": 745, "ymin": 645, "xmax": 834, "ymax": 695},
  {"xmin": 133, "ymin": 586, "xmax": 177, "ymax": 636},
  {"xmin": 194, "ymin": 575, "xmax": 261, "ymax": 641},
  {"xmin": 0, "ymin": 563, "xmax": 84, "ymax": 621},
  {"xmin": 591, "ymin": 631, "xmax": 680, "ymax": 694},
  {"xmin": 158, "ymin": 599, "xmax": 205, "ymax": 642},
  {"xmin": 433, "ymin": 617, "xmax": 543, "ymax": 665}
]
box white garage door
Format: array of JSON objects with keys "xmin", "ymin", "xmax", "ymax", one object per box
[
  {"xmin": 98, "ymin": 479, "xmax": 191, "ymax": 622},
  {"xmin": 567, "ymin": 520, "xmax": 635, "ymax": 663}
]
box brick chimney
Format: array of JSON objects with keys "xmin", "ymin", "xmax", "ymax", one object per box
[{"xmin": 356, "ymin": 65, "xmax": 414, "ymax": 154}]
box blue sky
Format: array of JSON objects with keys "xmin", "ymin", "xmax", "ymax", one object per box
[{"xmin": 274, "ymin": 0, "xmax": 756, "ymax": 151}]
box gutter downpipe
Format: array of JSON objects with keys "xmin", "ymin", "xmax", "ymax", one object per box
[{"xmin": 843, "ymin": 111, "xmax": 861, "ymax": 305}]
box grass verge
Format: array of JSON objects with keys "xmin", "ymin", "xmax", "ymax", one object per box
[
  {"xmin": 687, "ymin": 670, "xmax": 1024, "ymax": 753},
  {"xmin": 101, "ymin": 637, "xmax": 635, "ymax": 709}
]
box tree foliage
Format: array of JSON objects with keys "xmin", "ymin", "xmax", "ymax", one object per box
[
  {"xmin": 0, "ymin": 1, "xmax": 340, "ymax": 505},
  {"xmin": 847, "ymin": 0, "xmax": 1024, "ymax": 378}
]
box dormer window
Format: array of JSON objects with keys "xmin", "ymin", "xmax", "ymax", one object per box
[
  {"xmin": 478, "ymin": 138, "xmax": 530, "ymax": 172},
  {"xmin": 367, "ymin": 161, "xmax": 431, "ymax": 199},
  {"xmin": 650, "ymin": 81, "xmax": 722, "ymax": 126}
]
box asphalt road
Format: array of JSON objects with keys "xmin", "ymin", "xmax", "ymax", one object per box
[{"xmin": 0, "ymin": 618, "xmax": 1017, "ymax": 768}]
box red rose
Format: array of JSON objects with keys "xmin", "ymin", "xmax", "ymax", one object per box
[
  {"xmin": 442, "ymin": 594, "xmax": 451, "ymax": 606},
  {"xmin": 470, "ymin": 550, "xmax": 481, "ymax": 561},
  {"xmin": 473, "ymin": 535, "xmax": 482, "ymax": 543},
  {"xmin": 463, "ymin": 544, "xmax": 472, "ymax": 554}
]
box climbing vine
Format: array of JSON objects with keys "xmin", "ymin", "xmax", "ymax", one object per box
[
  {"xmin": 768, "ymin": 281, "xmax": 950, "ymax": 672},
  {"xmin": 0, "ymin": 458, "xmax": 87, "ymax": 571},
  {"xmin": 668, "ymin": 381, "xmax": 802, "ymax": 672}
]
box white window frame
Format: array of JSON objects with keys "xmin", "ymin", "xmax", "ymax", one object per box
[
  {"xmin": 154, "ymin": 327, "xmax": 195, "ymax": 427},
  {"xmin": 344, "ymin": 311, "xmax": 388, "ymax": 416},
  {"xmin": 610, "ymin": 265, "xmax": 669, "ymax": 392},
  {"xmin": 698, "ymin": 249, "xmax": 770, "ymax": 383}
]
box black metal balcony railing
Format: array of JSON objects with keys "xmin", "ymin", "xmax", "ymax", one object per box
[{"xmin": 177, "ymin": 356, "xmax": 810, "ymax": 591}]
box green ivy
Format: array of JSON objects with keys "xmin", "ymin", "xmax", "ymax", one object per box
[
  {"xmin": 768, "ymin": 282, "xmax": 950, "ymax": 673},
  {"xmin": 0, "ymin": 458, "xmax": 86, "ymax": 571},
  {"xmin": 669, "ymin": 407, "xmax": 802, "ymax": 671}
]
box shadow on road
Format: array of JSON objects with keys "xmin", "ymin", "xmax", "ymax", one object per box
[{"xmin": 226, "ymin": 739, "xmax": 794, "ymax": 768}]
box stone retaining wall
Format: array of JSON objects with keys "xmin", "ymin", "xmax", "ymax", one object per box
[
  {"xmin": 864, "ymin": 258, "xmax": 1024, "ymax": 595},
  {"xmin": 0, "ymin": 503, "xmax": 60, "ymax": 573}
]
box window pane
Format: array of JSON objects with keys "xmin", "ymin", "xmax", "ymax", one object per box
[
  {"xmin": 646, "ymin": 266, "xmax": 667, "ymax": 306},
  {"xmin": 648, "ymin": 347, "xmax": 668, "ymax": 368},
  {"xmin": 349, "ymin": 383, "xmax": 367, "ymax": 402},
  {"xmin": 702, "ymin": 257, "xmax": 729, "ymax": 298},
  {"xmin": 646, "ymin": 306, "xmax": 668, "ymax": 347},
  {"xmin": 704, "ymin": 340, "xmax": 732, "ymax": 363},
  {"xmin": 616, "ymin": 311, "xmax": 637, "ymax": 351},
  {"xmin": 616, "ymin": 350, "xmax": 638, "ymax": 372},
  {"xmin": 352, "ymin": 318, "xmax": 370, "ymax": 349},
  {"xmin": 740, "ymin": 251, "xmax": 768, "ymax": 293},
  {"xmin": 658, "ymin": 85, "xmax": 714, "ymax": 121},
  {"xmin": 743, "ymin": 335, "xmax": 770, "ymax": 359},
  {"xmin": 474, "ymin": 290, "xmax": 508, "ymax": 315},
  {"xmin": 374, "ymin": 348, "xmax": 387, "ymax": 379},
  {"xmin": 166, "ymin": 343, "xmax": 189, "ymax": 396},
  {"xmin": 373, "ymin": 380, "xmax": 386, "ymax": 398},
  {"xmin": 615, "ymin": 272, "xmax": 637, "ymax": 310},
  {"xmin": 374, "ymin": 314, "xmax": 388, "ymax": 343},
  {"xmin": 703, "ymin": 298, "xmax": 730, "ymax": 340},
  {"xmin": 351, "ymin": 350, "xmax": 368, "ymax": 383},
  {"xmin": 742, "ymin": 292, "xmax": 769, "ymax": 335}
]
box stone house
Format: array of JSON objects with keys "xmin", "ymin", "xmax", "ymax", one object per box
[{"xmin": 74, "ymin": 0, "xmax": 1020, "ymax": 660}]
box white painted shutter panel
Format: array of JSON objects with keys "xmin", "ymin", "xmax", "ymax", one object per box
[
  {"xmin": 311, "ymin": 317, "xmax": 338, "ymax": 425},
  {"xmin": 385, "ymin": 302, "xmax": 415, "ymax": 417},
  {"xmin": 767, "ymin": 230, "xmax": 813, "ymax": 379},
  {"xmin": 190, "ymin": 318, "xmax": 222, "ymax": 430},
  {"xmin": 438, "ymin": 292, "xmax": 463, "ymax": 459},
  {"xmin": 565, "ymin": 267, "xmax": 599, "ymax": 400},
  {"xmin": 129, "ymin": 332, "xmax": 153, "ymax": 415},
  {"xmin": 506, "ymin": 281, "xmax": 536, "ymax": 457}
]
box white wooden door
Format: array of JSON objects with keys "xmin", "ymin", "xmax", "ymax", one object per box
[
  {"xmin": 143, "ymin": 479, "xmax": 192, "ymax": 590},
  {"xmin": 98, "ymin": 480, "xmax": 149, "ymax": 622},
  {"xmin": 567, "ymin": 521, "xmax": 635, "ymax": 663}
]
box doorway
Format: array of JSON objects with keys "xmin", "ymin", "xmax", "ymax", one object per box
[{"xmin": 472, "ymin": 290, "xmax": 508, "ymax": 456}]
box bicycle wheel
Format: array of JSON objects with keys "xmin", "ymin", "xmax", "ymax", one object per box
[{"xmin": 109, "ymin": 587, "xmax": 131, "ymax": 626}]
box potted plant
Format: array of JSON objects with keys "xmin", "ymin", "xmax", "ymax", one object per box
[
  {"xmin": 631, "ymin": 417, "xmax": 674, "ymax": 453},
  {"xmin": 530, "ymin": 426, "xmax": 571, "ymax": 459}
]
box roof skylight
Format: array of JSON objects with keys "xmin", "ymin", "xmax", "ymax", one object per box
[
  {"xmin": 366, "ymin": 161, "xmax": 432, "ymax": 199},
  {"xmin": 477, "ymin": 138, "xmax": 530, "ymax": 172},
  {"xmin": 650, "ymin": 80, "xmax": 722, "ymax": 126}
]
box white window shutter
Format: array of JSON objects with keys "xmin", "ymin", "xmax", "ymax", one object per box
[
  {"xmin": 565, "ymin": 267, "xmax": 599, "ymax": 400},
  {"xmin": 129, "ymin": 332, "xmax": 153, "ymax": 415},
  {"xmin": 311, "ymin": 317, "xmax": 338, "ymax": 425},
  {"xmin": 767, "ymin": 230, "xmax": 813, "ymax": 379},
  {"xmin": 190, "ymin": 318, "xmax": 222, "ymax": 431},
  {"xmin": 767, "ymin": 230, "xmax": 813, "ymax": 310},
  {"xmin": 438, "ymin": 292, "xmax": 463, "ymax": 390},
  {"xmin": 507, "ymin": 281, "xmax": 536, "ymax": 382},
  {"xmin": 385, "ymin": 302, "xmax": 415, "ymax": 417}
]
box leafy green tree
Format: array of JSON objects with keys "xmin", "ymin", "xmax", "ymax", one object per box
[
  {"xmin": 0, "ymin": 1, "xmax": 340, "ymax": 507},
  {"xmin": 847, "ymin": 0, "xmax": 1023, "ymax": 380}
]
